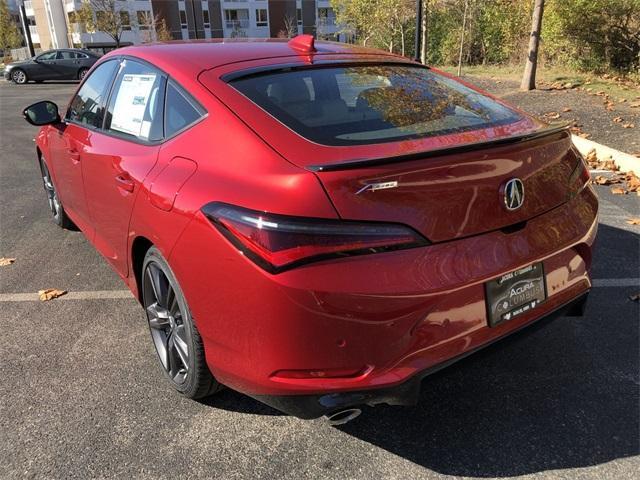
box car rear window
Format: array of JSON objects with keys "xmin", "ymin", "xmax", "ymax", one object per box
[{"xmin": 228, "ymin": 64, "xmax": 523, "ymax": 146}]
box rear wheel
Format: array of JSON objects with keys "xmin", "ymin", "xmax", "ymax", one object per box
[
  {"xmin": 11, "ymin": 69, "xmax": 27, "ymax": 84},
  {"xmin": 39, "ymin": 157, "xmax": 76, "ymax": 229},
  {"xmin": 142, "ymin": 247, "xmax": 221, "ymax": 399},
  {"xmin": 78, "ymin": 68, "xmax": 89, "ymax": 80}
]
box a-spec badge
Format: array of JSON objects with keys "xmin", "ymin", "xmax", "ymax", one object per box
[{"xmin": 356, "ymin": 181, "xmax": 399, "ymax": 195}]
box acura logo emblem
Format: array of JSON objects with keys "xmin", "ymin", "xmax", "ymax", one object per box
[{"xmin": 504, "ymin": 178, "xmax": 525, "ymax": 210}]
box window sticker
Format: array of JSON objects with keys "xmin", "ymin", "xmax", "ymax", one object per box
[{"xmin": 110, "ymin": 73, "xmax": 157, "ymax": 138}]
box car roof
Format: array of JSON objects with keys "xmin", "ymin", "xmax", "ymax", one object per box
[{"xmin": 106, "ymin": 39, "xmax": 402, "ymax": 79}]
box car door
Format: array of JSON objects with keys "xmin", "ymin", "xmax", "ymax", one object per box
[
  {"xmin": 30, "ymin": 51, "xmax": 60, "ymax": 80},
  {"xmin": 80, "ymin": 58, "xmax": 165, "ymax": 276},
  {"xmin": 48, "ymin": 59, "xmax": 120, "ymax": 236},
  {"xmin": 57, "ymin": 51, "xmax": 81, "ymax": 79}
]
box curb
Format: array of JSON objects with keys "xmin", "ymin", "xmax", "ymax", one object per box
[{"xmin": 572, "ymin": 134, "xmax": 639, "ymax": 174}]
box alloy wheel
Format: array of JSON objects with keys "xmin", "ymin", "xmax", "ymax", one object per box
[
  {"xmin": 12, "ymin": 69, "xmax": 26, "ymax": 84},
  {"xmin": 41, "ymin": 161, "xmax": 62, "ymax": 220},
  {"xmin": 143, "ymin": 262, "xmax": 190, "ymax": 385},
  {"xmin": 79, "ymin": 69, "xmax": 88, "ymax": 80}
]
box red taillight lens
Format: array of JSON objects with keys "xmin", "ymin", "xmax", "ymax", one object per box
[
  {"xmin": 569, "ymin": 150, "xmax": 591, "ymax": 196},
  {"xmin": 202, "ymin": 202, "xmax": 429, "ymax": 273}
]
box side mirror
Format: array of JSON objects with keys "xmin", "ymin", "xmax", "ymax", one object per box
[{"xmin": 23, "ymin": 101, "xmax": 61, "ymax": 126}]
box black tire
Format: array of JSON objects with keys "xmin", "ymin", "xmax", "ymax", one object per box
[
  {"xmin": 78, "ymin": 68, "xmax": 89, "ymax": 80},
  {"xmin": 142, "ymin": 246, "xmax": 222, "ymax": 399},
  {"xmin": 11, "ymin": 68, "xmax": 27, "ymax": 84},
  {"xmin": 38, "ymin": 157, "xmax": 76, "ymax": 230}
]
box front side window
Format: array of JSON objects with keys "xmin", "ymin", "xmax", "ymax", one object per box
[
  {"xmin": 37, "ymin": 51, "xmax": 57, "ymax": 61},
  {"xmin": 105, "ymin": 59, "xmax": 165, "ymax": 142},
  {"xmin": 67, "ymin": 60, "xmax": 119, "ymax": 128},
  {"xmin": 229, "ymin": 65, "xmax": 524, "ymax": 146},
  {"xmin": 164, "ymin": 81, "xmax": 205, "ymax": 138}
]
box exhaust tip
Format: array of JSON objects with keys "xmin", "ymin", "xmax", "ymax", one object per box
[{"xmin": 324, "ymin": 408, "xmax": 362, "ymax": 426}]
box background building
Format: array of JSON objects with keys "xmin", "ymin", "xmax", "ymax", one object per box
[{"xmin": 17, "ymin": 0, "xmax": 346, "ymax": 56}]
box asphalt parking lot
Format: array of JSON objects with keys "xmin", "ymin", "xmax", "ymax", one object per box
[{"xmin": 0, "ymin": 81, "xmax": 638, "ymax": 479}]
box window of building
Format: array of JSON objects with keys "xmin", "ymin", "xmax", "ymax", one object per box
[
  {"xmin": 224, "ymin": 9, "xmax": 249, "ymax": 29},
  {"xmin": 203, "ymin": 10, "xmax": 210, "ymax": 29},
  {"xmin": 255, "ymin": 8, "xmax": 268, "ymax": 27},
  {"xmin": 164, "ymin": 81, "xmax": 205, "ymax": 138},
  {"xmin": 120, "ymin": 11, "xmax": 131, "ymax": 31},
  {"xmin": 137, "ymin": 10, "xmax": 152, "ymax": 30},
  {"xmin": 297, "ymin": 8, "xmax": 302, "ymax": 26},
  {"xmin": 67, "ymin": 60, "xmax": 119, "ymax": 128},
  {"xmin": 318, "ymin": 7, "xmax": 335, "ymax": 25},
  {"xmin": 105, "ymin": 59, "xmax": 166, "ymax": 142},
  {"xmin": 179, "ymin": 9, "xmax": 187, "ymax": 28}
]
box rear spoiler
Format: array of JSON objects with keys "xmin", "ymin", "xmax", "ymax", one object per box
[{"xmin": 307, "ymin": 124, "xmax": 571, "ymax": 172}]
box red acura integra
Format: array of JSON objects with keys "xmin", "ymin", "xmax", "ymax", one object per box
[{"xmin": 23, "ymin": 36, "xmax": 597, "ymax": 424}]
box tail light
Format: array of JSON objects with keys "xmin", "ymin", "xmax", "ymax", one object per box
[
  {"xmin": 568, "ymin": 149, "xmax": 591, "ymax": 197},
  {"xmin": 201, "ymin": 202, "xmax": 429, "ymax": 273}
]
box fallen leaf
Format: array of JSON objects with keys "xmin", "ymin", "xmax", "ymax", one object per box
[
  {"xmin": 578, "ymin": 132, "xmax": 591, "ymax": 139},
  {"xmin": 629, "ymin": 101, "xmax": 640, "ymax": 108},
  {"xmin": 622, "ymin": 123, "xmax": 635, "ymax": 129},
  {"xmin": 600, "ymin": 158, "xmax": 618, "ymax": 171},
  {"xmin": 0, "ymin": 257, "xmax": 16, "ymax": 266},
  {"xmin": 626, "ymin": 172, "xmax": 640, "ymax": 192},
  {"xmin": 629, "ymin": 293, "xmax": 640, "ymax": 302},
  {"xmin": 611, "ymin": 187, "xmax": 627, "ymax": 195},
  {"xmin": 38, "ymin": 289, "xmax": 67, "ymax": 301},
  {"xmin": 562, "ymin": 107, "xmax": 572, "ymax": 112},
  {"xmin": 613, "ymin": 116, "xmax": 624, "ymax": 123},
  {"xmin": 626, "ymin": 218, "xmax": 640, "ymax": 225},
  {"xmin": 543, "ymin": 111, "xmax": 561, "ymax": 119}
]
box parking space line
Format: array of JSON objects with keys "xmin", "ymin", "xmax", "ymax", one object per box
[
  {"xmin": 0, "ymin": 290, "xmax": 134, "ymax": 302},
  {"xmin": 592, "ymin": 278, "xmax": 640, "ymax": 288}
]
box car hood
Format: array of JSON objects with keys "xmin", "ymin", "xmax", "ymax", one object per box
[{"xmin": 6, "ymin": 59, "xmax": 32, "ymax": 69}]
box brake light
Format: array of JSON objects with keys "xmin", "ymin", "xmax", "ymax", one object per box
[
  {"xmin": 568, "ymin": 151, "xmax": 591, "ymax": 197},
  {"xmin": 201, "ymin": 202, "xmax": 429, "ymax": 273}
]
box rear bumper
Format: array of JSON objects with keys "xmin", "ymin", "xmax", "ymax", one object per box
[
  {"xmin": 169, "ymin": 186, "xmax": 598, "ymax": 412},
  {"xmin": 251, "ymin": 292, "xmax": 589, "ymax": 419}
]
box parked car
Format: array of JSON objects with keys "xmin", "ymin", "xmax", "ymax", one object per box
[
  {"xmin": 5, "ymin": 49, "xmax": 99, "ymax": 84},
  {"xmin": 22, "ymin": 36, "xmax": 598, "ymax": 424}
]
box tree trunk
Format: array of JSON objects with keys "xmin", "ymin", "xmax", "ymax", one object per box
[
  {"xmin": 520, "ymin": 0, "xmax": 545, "ymax": 91},
  {"xmin": 420, "ymin": 0, "xmax": 428, "ymax": 64},
  {"xmin": 457, "ymin": 0, "xmax": 469, "ymax": 76}
]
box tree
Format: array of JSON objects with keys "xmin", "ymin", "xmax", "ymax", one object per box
[
  {"xmin": 155, "ymin": 17, "xmax": 173, "ymax": 42},
  {"xmin": 457, "ymin": 0, "xmax": 469, "ymax": 75},
  {"xmin": 420, "ymin": 0, "xmax": 428, "ymax": 64},
  {"xmin": 77, "ymin": 0, "xmax": 127, "ymax": 48},
  {"xmin": 521, "ymin": 0, "xmax": 545, "ymax": 91},
  {"xmin": 0, "ymin": 0, "xmax": 23, "ymax": 54}
]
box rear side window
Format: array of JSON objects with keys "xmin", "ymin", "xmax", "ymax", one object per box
[
  {"xmin": 67, "ymin": 60, "xmax": 118, "ymax": 128},
  {"xmin": 105, "ymin": 59, "xmax": 166, "ymax": 142},
  {"xmin": 164, "ymin": 81, "xmax": 205, "ymax": 138},
  {"xmin": 229, "ymin": 65, "xmax": 523, "ymax": 146}
]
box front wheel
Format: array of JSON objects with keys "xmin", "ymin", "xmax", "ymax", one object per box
[
  {"xmin": 77, "ymin": 68, "xmax": 89, "ymax": 80},
  {"xmin": 11, "ymin": 69, "xmax": 27, "ymax": 84},
  {"xmin": 142, "ymin": 247, "xmax": 221, "ymax": 399},
  {"xmin": 39, "ymin": 157, "xmax": 76, "ymax": 229}
]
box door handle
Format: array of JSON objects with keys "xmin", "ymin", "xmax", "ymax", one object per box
[
  {"xmin": 115, "ymin": 174, "xmax": 135, "ymax": 192},
  {"xmin": 67, "ymin": 149, "xmax": 80, "ymax": 161}
]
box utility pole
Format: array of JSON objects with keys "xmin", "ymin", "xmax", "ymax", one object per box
[
  {"xmin": 521, "ymin": 0, "xmax": 545, "ymax": 91},
  {"xmin": 457, "ymin": 0, "xmax": 469, "ymax": 76},
  {"xmin": 18, "ymin": 0, "xmax": 35, "ymax": 57},
  {"xmin": 414, "ymin": 0, "xmax": 422, "ymax": 62}
]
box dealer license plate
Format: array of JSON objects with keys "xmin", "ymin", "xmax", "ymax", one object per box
[{"xmin": 485, "ymin": 263, "xmax": 546, "ymax": 327}]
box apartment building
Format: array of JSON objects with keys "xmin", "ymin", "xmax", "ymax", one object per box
[{"xmin": 20, "ymin": 0, "xmax": 346, "ymax": 53}]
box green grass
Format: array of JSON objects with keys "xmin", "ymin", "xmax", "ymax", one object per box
[{"xmin": 439, "ymin": 65, "xmax": 640, "ymax": 101}]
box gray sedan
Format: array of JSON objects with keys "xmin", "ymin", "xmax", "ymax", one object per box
[{"xmin": 4, "ymin": 49, "xmax": 100, "ymax": 84}]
